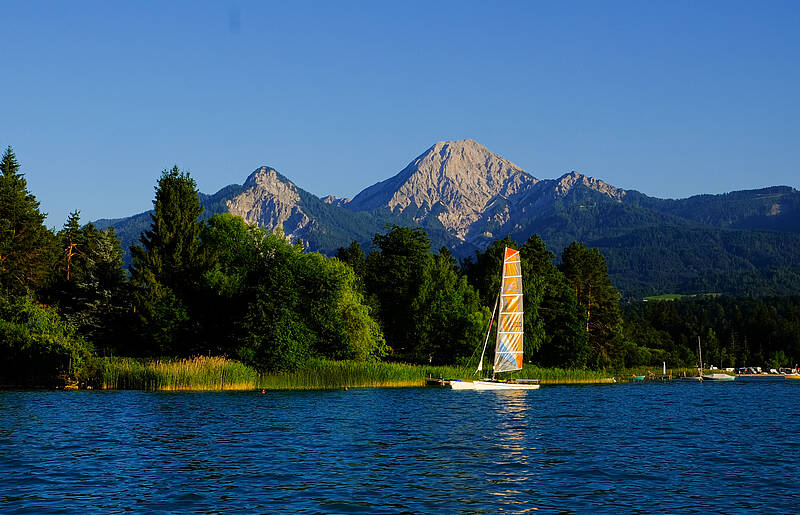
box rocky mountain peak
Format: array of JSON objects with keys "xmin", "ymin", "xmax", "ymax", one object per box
[
  {"xmin": 226, "ymin": 166, "xmax": 310, "ymax": 238},
  {"xmin": 554, "ymin": 171, "xmax": 627, "ymax": 201},
  {"xmin": 348, "ymin": 139, "xmax": 538, "ymax": 239}
]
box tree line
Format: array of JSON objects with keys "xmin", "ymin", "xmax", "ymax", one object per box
[{"xmin": 2, "ymin": 146, "xmax": 799, "ymax": 384}]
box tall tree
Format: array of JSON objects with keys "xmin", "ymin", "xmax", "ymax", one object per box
[
  {"xmin": 129, "ymin": 166, "xmax": 204, "ymax": 355},
  {"xmin": 520, "ymin": 235, "xmax": 589, "ymax": 368},
  {"xmin": 0, "ymin": 146, "xmax": 58, "ymax": 294},
  {"xmin": 560, "ymin": 242, "xmax": 624, "ymax": 367},
  {"xmin": 364, "ymin": 226, "xmax": 432, "ymax": 360},
  {"xmin": 335, "ymin": 240, "xmax": 366, "ymax": 278},
  {"xmin": 43, "ymin": 212, "xmax": 131, "ymax": 354},
  {"xmin": 412, "ymin": 249, "xmax": 487, "ymax": 365}
]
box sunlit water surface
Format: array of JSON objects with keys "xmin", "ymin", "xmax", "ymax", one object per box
[{"xmin": 2, "ymin": 382, "xmax": 800, "ymax": 513}]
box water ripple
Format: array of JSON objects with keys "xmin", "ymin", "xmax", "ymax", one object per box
[{"xmin": 2, "ymin": 384, "xmax": 800, "ymax": 512}]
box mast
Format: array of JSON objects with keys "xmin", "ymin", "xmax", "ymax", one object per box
[
  {"xmin": 698, "ymin": 335, "xmax": 703, "ymax": 376},
  {"xmin": 475, "ymin": 293, "xmax": 499, "ymax": 375}
]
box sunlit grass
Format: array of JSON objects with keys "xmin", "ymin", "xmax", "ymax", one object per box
[
  {"xmin": 90, "ymin": 356, "xmax": 259, "ymax": 390},
  {"xmin": 86, "ymin": 356, "xmax": 617, "ymax": 390}
]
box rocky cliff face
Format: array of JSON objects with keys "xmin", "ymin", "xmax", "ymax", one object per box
[
  {"xmin": 348, "ymin": 139, "xmax": 538, "ymax": 240},
  {"xmin": 226, "ymin": 166, "xmax": 312, "ymax": 240}
]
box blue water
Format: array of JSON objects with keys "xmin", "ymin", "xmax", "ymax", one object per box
[{"xmin": 2, "ymin": 382, "xmax": 799, "ymax": 514}]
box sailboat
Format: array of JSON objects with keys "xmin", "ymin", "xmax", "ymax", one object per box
[
  {"xmin": 698, "ymin": 335, "xmax": 735, "ymax": 381},
  {"xmin": 450, "ymin": 247, "xmax": 540, "ymax": 390}
]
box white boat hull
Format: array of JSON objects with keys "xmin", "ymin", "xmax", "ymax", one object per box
[
  {"xmin": 702, "ymin": 373, "xmax": 735, "ymax": 381},
  {"xmin": 450, "ymin": 379, "xmax": 540, "ymax": 390}
]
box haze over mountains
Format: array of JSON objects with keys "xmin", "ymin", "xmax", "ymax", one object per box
[{"xmin": 96, "ymin": 139, "xmax": 800, "ymax": 299}]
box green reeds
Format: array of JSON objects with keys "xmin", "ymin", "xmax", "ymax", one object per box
[
  {"xmin": 518, "ymin": 364, "xmax": 614, "ymax": 385},
  {"xmin": 90, "ymin": 356, "xmax": 259, "ymax": 390},
  {"xmin": 85, "ymin": 356, "xmax": 617, "ymax": 390},
  {"xmin": 257, "ymin": 359, "xmax": 460, "ymax": 390}
]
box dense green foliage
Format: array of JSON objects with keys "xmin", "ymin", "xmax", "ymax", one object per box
[
  {"xmin": 361, "ymin": 227, "xmax": 487, "ymax": 365},
  {"xmin": 0, "ymin": 295, "xmax": 94, "ymax": 386},
  {"xmin": 0, "ymin": 146, "xmax": 58, "ymax": 294},
  {"xmin": 42, "ymin": 211, "xmax": 131, "ymax": 354},
  {"xmin": 128, "ymin": 174, "xmax": 388, "ymax": 371},
  {"xmin": 3, "ymin": 145, "xmax": 800, "ymax": 387},
  {"xmin": 624, "ymin": 296, "xmax": 800, "ymax": 369}
]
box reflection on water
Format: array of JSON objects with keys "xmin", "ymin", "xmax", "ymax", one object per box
[{"xmin": 2, "ymin": 384, "xmax": 800, "ymax": 513}]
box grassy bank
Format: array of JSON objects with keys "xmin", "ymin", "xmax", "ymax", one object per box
[{"xmin": 83, "ymin": 356, "xmax": 615, "ymax": 390}]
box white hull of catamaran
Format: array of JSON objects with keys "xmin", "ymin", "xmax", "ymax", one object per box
[{"xmin": 449, "ymin": 380, "xmax": 540, "ymax": 390}]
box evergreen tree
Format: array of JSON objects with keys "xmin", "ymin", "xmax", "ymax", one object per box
[
  {"xmin": 43, "ymin": 212, "xmax": 130, "ymax": 354},
  {"xmin": 129, "ymin": 166, "xmax": 204, "ymax": 355},
  {"xmin": 335, "ymin": 240, "xmax": 366, "ymax": 278},
  {"xmin": 0, "ymin": 146, "xmax": 58, "ymax": 294},
  {"xmin": 520, "ymin": 235, "xmax": 589, "ymax": 368},
  {"xmin": 560, "ymin": 242, "xmax": 624, "ymax": 368}
]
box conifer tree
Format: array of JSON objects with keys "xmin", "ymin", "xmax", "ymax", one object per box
[
  {"xmin": 520, "ymin": 235, "xmax": 589, "ymax": 368},
  {"xmin": 0, "ymin": 146, "xmax": 58, "ymax": 294},
  {"xmin": 129, "ymin": 166, "xmax": 204, "ymax": 355},
  {"xmin": 560, "ymin": 242, "xmax": 624, "ymax": 367},
  {"xmin": 131, "ymin": 166, "xmax": 204, "ymax": 293}
]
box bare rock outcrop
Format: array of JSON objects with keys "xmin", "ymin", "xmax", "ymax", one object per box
[
  {"xmin": 226, "ymin": 166, "xmax": 311, "ymax": 240},
  {"xmin": 348, "ymin": 139, "xmax": 538, "ymax": 240}
]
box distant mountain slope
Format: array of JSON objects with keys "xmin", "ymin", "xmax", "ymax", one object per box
[
  {"xmin": 94, "ymin": 139, "xmax": 800, "ymax": 298},
  {"xmin": 638, "ymin": 186, "xmax": 800, "ymax": 232}
]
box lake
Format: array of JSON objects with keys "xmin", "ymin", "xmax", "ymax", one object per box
[{"xmin": 2, "ymin": 382, "xmax": 799, "ymax": 513}]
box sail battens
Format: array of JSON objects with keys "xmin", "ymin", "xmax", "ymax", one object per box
[{"xmin": 492, "ymin": 247, "xmax": 524, "ymax": 375}]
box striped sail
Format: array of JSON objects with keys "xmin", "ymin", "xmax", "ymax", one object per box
[{"xmin": 493, "ymin": 247, "xmax": 524, "ymax": 373}]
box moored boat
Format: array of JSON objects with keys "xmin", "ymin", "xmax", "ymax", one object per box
[
  {"xmin": 451, "ymin": 247, "xmax": 539, "ymax": 391},
  {"xmin": 702, "ymin": 373, "xmax": 735, "ymax": 381}
]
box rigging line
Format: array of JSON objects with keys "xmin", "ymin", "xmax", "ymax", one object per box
[
  {"xmin": 474, "ymin": 291, "xmax": 501, "ymax": 376},
  {"xmin": 457, "ymin": 292, "xmax": 500, "ymax": 377}
]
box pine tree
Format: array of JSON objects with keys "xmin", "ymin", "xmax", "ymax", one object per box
[
  {"xmin": 560, "ymin": 242, "xmax": 624, "ymax": 367},
  {"xmin": 520, "ymin": 235, "xmax": 589, "ymax": 368},
  {"xmin": 0, "ymin": 146, "xmax": 58, "ymax": 294},
  {"xmin": 43, "ymin": 212, "xmax": 131, "ymax": 354},
  {"xmin": 131, "ymin": 166, "xmax": 204, "ymax": 293},
  {"xmin": 129, "ymin": 166, "xmax": 204, "ymax": 355}
]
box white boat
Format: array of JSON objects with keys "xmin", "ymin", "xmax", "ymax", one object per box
[
  {"xmin": 701, "ymin": 373, "xmax": 735, "ymax": 381},
  {"xmin": 451, "ymin": 247, "xmax": 539, "ymax": 391}
]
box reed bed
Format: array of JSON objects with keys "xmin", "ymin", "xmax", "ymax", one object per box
[
  {"xmin": 87, "ymin": 356, "xmax": 617, "ymax": 391},
  {"xmin": 257, "ymin": 359, "xmax": 461, "ymax": 390},
  {"xmin": 91, "ymin": 356, "xmax": 259, "ymax": 390},
  {"xmin": 518, "ymin": 365, "xmax": 615, "ymax": 385}
]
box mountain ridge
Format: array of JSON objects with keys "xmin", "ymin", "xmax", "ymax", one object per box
[{"xmin": 95, "ymin": 139, "xmax": 800, "ymax": 298}]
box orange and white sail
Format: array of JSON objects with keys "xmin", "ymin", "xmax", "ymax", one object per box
[{"xmin": 493, "ymin": 247, "xmax": 523, "ymax": 373}]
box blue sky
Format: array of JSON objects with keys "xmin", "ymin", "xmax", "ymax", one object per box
[{"xmin": 3, "ymin": 0, "xmax": 799, "ymax": 226}]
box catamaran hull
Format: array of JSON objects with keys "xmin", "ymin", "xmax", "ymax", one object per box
[{"xmin": 450, "ymin": 380, "xmax": 540, "ymax": 390}]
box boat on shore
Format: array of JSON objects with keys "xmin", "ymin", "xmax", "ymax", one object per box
[{"xmin": 450, "ymin": 247, "xmax": 539, "ymax": 391}]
